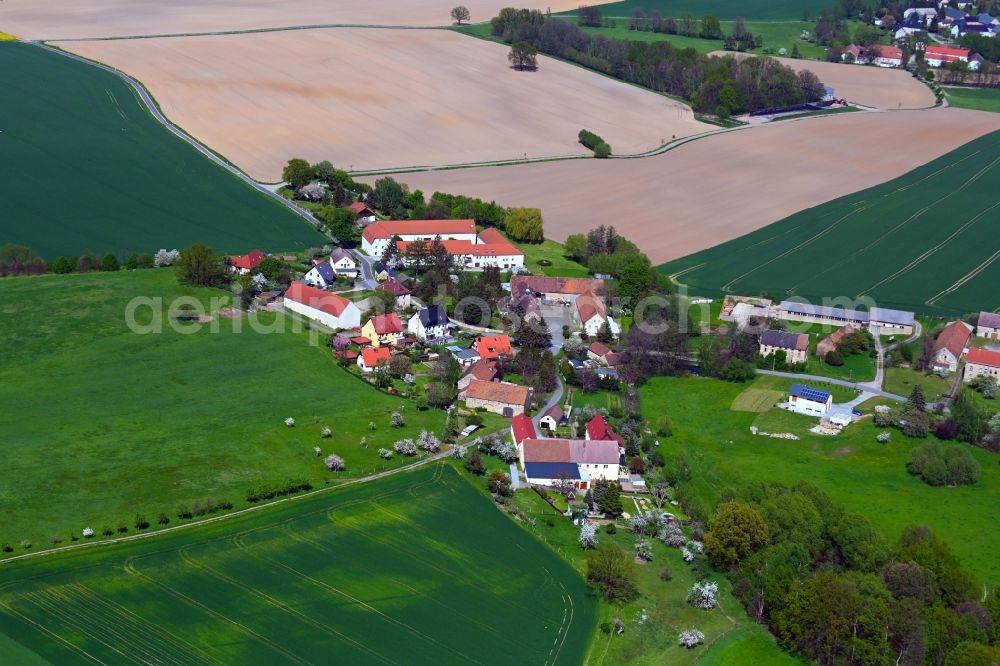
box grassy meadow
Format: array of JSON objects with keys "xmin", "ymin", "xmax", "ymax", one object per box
[
  {"xmin": 0, "ymin": 41, "xmax": 323, "ymax": 258},
  {"xmin": 661, "ymin": 130, "xmax": 1000, "ymax": 316},
  {"xmin": 0, "ymin": 464, "xmax": 597, "ymax": 664},
  {"xmin": 943, "ymin": 86, "xmax": 1000, "ymax": 113},
  {"xmin": 559, "ymin": 0, "xmax": 830, "ymax": 21},
  {"xmin": 0, "ymin": 270, "xmax": 447, "ymax": 553},
  {"xmin": 640, "ymin": 375, "xmax": 1000, "ymax": 584}
]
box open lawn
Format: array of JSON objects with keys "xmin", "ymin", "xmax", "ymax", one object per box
[
  {"xmin": 397, "ymin": 107, "xmax": 1000, "ymax": 265},
  {"xmin": 558, "ymin": 0, "xmax": 830, "ymax": 21},
  {"xmin": 944, "ymin": 86, "xmax": 1000, "ymax": 113},
  {"xmin": 61, "ymin": 27, "xmax": 712, "ymax": 180},
  {"xmin": 662, "ymin": 129, "xmax": 1000, "ymax": 316},
  {"xmin": 884, "ymin": 367, "xmax": 952, "ymax": 402},
  {"xmin": 731, "ymin": 387, "xmax": 783, "ymax": 412},
  {"xmin": 515, "ymin": 237, "xmax": 591, "ymax": 278},
  {"xmin": 640, "ymin": 375, "xmax": 1000, "ymax": 584},
  {"xmin": 1, "ymin": 0, "xmax": 583, "ymax": 39},
  {"xmin": 0, "ymin": 41, "xmax": 322, "ymax": 259},
  {"xmin": 0, "ymin": 464, "xmax": 596, "ymax": 664},
  {"xmin": 0, "ymin": 270, "xmax": 448, "ymax": 554}
]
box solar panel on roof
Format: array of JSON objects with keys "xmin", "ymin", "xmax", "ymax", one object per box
[{"xmin": 790, "ymin": 384, "xmax": 831, "ymax": 402}]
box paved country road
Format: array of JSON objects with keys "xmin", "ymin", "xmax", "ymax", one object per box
[{"xmin": 757, "ymin": 369, "xmax": 906, "ymax": 402}]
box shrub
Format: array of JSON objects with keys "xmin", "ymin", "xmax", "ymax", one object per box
[
  {"xmin": 314, "ymin": 446, "xmax": 322, "ymax": 457},
  {"xmin": 486, "ymin": 469, "xmax": 513, "ymax": 497},
  {"xmin": 51, "ymin": 535, "xmax": 62, "ymax": 545},
  {"xmin": 907, "ymin": 442, "xmax": 980, "ymax": 486},
  {"xmin": 1, "ymin": 543, "xmax": 11, "ymax": 553},
  {"xmin": 593, "ymin": 142, "xmax": 612, "ymax": 158},
  {"xmin": 176, "ymin": 505, "xmax": 193, "ymax": 519},
  {"xmin": 934, "ymin": 419, "xmax": 959, "ymax": 440},
  {"xmin": 657, "ymin": 415, "xmax": 672, "ymax": 437},
  {"xmin": 157, "ymin": 513, "xmax": 170, "ymax": 525},
  {"xmin": 394, "ymin": 439, "xmax": 417, "ymax": 456},
  {"xmin": 660, "ymin": 568, "xmax": 673, "ymax": 581},
  {"xmin": 605, "ymin": 523, "xmax": 617, "ymax": 535},
  {"xmin": 20, "ymin": 540, "xmax": 32, "ymax": 550},
  {"xmin": 902, "ymin": 410, "xmax": 930, "ymax": 438},
  {"xmin": 390, "ymin": 411, "xmax": 405, "ymax": 427},
  {"xmin": 321, "ymin": 426, "xmax": 332, "ymax": 438},
  {"xmin": 378, "ymin": 448, "xmax": 392, "ymax": 459},
  {"xmin": 82, "ymin": 527, "xmax": 94, "ymax": 538},
  {"xmin": 325, "ymin": 454, "xmax": 345, "ymax": 471},
  {"xmin": 417, "ymin": 430, "xmax": 441, "ymax": 452},
  {"xmin": 679, "ymin": 628, "xmax": 705, "ymax": 648},
  {"xmin": 578, "ymin": 129, "xmax": 605, "ymax": 150},
  {"xmin": 116, "ymin": 523, "xmax": 128, "ymax": 534},
  {"xmin": 635, "ymin": 539, "xmax": 653, "ymax": 562},
  {"xmin": 135, "ymin": 514, "xmax": 149, "ymax": 530},
  {"xmin": 825, "ymin": 350, "xmax": 844, "ymax": 366},
  {"xmin": 877, "ymin": 431, "xmax": 891, "ymax": 443},
  {"xmin": 284, "ymin": 417, "xmax": 295, "ymax": 427},
  {"xmin": 579, "ymin": 523, "xmax": 598, "ymax": 549},
  {"xmin": 465, "ymin": 450, "xmax": 485, "ymax": 475},
  {"xmin": 101, "ymin": 526, "xmax": 114, "ymax": 536}
]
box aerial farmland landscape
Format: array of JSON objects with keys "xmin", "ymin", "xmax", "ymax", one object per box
[{"xmin": 1, "ymin": 0, "xmax": 1000, "ymax": 664}]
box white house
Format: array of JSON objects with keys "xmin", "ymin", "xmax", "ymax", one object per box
[
  {"xmin": 348, "ymin": 201, "xmax": 377, "ymax": 226},
  {"xmin": 395, "ymin": 228, "xmax": 524, "ymax": 271},
  {"xmin": 976, "ymin": 311, "xmax": 1000, "ymax": 341},
  {"xmin": 328, "ymin": 248, "xmax": 358, "ymax": 278},
  {"xmin": 932, "ymin": 320, "xmax": 973, "ymax": 373},
  {"xmin": 924, "ymin": 45, "xmax": 980, "ymax": 70},
  {"xmin": 283, "ymin": 281, "xmax": 361, "ymax": 330},
  {"xmin": 759, "ymin": 330, "xmax": 810, "ymax": 364},
  {"xmin": 361, "ymin": 219, "xmax": 478, "ymax": 256},
  {"xmin": 357, "ymin": 346, "xmax": 391, "ymax": 373},
  {"xmin": 787, "ymin": 384, "xmax": 833, "ymax": 417},
  {"xmin": 963, "ymin": 348, "xmax": 1000, "ymax": 383},
  {"xmin": 577, "ymin": 292, "xmax": 620, "ymax": 338},
  {"xmin": 408, "ymin": 304, "xmax": 449, "ymax": 341},
  {"xmin": 521, "ymin": 438, "xmax": 621, "ymax": 489},
  {"xmin": 303, "ymin": 261, "xmax": 336, "ymax": 289},
  {"xmin": 377, "ymin": 277, "xmax": 411, "ymax": 309}
]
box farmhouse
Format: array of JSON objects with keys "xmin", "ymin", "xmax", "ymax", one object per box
[
  {"xmin": 585, "ymin": 414, "xmax": 625, "ymax": 448},
  {"xmin": 816, "ymin": 325, "xmax": 855, "ymax": 358},
  {"xmin": 539, "ymin": 405, "xmax": 566, "ymax": 431},
  {"xmin": 473, "ymin": 334, "xmax": 513, "ymax": 360},
  {"xmin": 460, "ymin": 379, "xmax": 530, "ymax": 416},
  {"xmin": 759, "ymin": 330, "xmax": 810, "ymax": 364},
  {"xmin": 588, "ymin": 342, "xmax": 618, "ymax": 366},
  {"xmin": 376, "ymin": 277, "xmax": 411, "ymax": 309},
  {"xmin": 932, "ymin": 320, "xmax": 973, "ymax": 372},
  {"xmin": 360, "ymin": 219, "xmax": 477, "ymax": 256},
  {"xmin": 395, "ymin": 228, "xmax": 524, "ymax": 270},
  {"xmin": 283, "ymin": 281, "xmax": 361, "ymax": 330},
  {"xmin": 228, "ymin": 249, "xmax": 265, "ymax": 275},
  {"xmin": 577, "ymin": 292, "xmax": 620, "ymax": 338},
  {"xmin": 924, "ymin": 45, "xmax": 981, "ymax": 70},
  {"xmin": 348, "ymin": 201, "xmax": 377, "ymax": 226},
  {"xmin": 361, "ymin": 313, "xmax": 406, "ymax": 348},
  {"xmin": 328, "ymin": 248, "xmax": 358, "ymax": 278},
  {"xmin": 510, "ymin": 276, "xmax": 603, "ymax": 304},
  {"xmin": 303, "ymin": 260, "xmax": 336, "ymax": 289},
  {"xmin": 788, "ymin": 383, "xmax": 833, "ymax": 417},
  {"xmin": 357, "ymin": 346, "xmax": 391, "ymax": 373},
  {"xmin": 779, "ymin": 301, "xmax": 868, "ymax": 328},
  {"xmin": 408, "ymin": 304, "xmax": 448, "ymax": 342},
  {"xmin": 963, "ymin": 348, "xmax": 1000, "ymax": 383},
  {"xmin": 976, "ymin": 311, "xmax": 1000, "ymax": 341},
  {"xmin": 520, "ymin": 438, "xmax": 621, "ymax": 488},
  {"xmin": 457, "ymin": 358, "xmax": 499, "ymax": 391},
  {"xmin": 510, "ymin": 413, "xmax": 537, "ymax": 446}
]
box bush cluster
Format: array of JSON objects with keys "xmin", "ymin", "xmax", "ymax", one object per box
[
  {"xmin": 906, "ymin": 443, "xmax": 980, "ymax": 487},
  {"xmin": 245, "ymin": 479, "xmax": 312, "ymax": 503}
]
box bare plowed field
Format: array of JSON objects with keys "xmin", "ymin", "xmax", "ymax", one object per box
[
  {"xmin": 62, "ymin": 28, "xmax": 710, "ymax": 181},
  {"xmin": 711, "ymin": 52, "xmax": 936, "ymax": 110},
  {"xmin": 2, "ymin": 0, "xmax": 582, "ymax": 39},
  {"xmin": 393, "ymin": 108, "xmax": 1000, "ymax": 264}
]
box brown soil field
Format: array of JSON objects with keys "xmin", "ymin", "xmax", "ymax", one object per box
[
  {"xmin": 62, "ymin": 28, "xmax": 712, "ymax": 181},
  {"xmin": 390, "ymin": 108, "xmax": 1000, "ymax": 264},
  {"xmin": 712, "ymin": 52, "xmax": 936, "ymax": 110},
  {"xmin": 2, "ymin": 0, "xmax": 583, "ymax": 39}
]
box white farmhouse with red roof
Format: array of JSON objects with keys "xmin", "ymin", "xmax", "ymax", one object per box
[
  {"xmin": 964, "ymin": 348, "xmax": 1000, "ymax": 383},
  {"xmin": 361, "ymin": 219, "xmax": 478, "ymax": 256},
  {"xmin": 228, "ymin": 249, "xmax": 265, "ymax": 275},
  {"xmin": 924, "ymin": 45, "xmax": 981, "ymax": 70},
  {"xmin": 283, "ymin": 282, "xmax": 361, "ymax": 330}
]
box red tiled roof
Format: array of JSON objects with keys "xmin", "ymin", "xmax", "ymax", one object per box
[
  {"xmin": 229, "ymin": 249, "xmax": 265, "ymax": 270},
  {"xmin": 465, "ymin": 359, "xmax": 498, "ymax": 382},
  {"xmin": 351, "ymin": 336, "xmax": 371, "ymax": 345},
  {"xmin": 933, "ymin": 320, "xmax": 973, "ymax": 359},
  {"xmin": 590, "ymin": 342, "xmax": 611, "ymax": 357},
  {"xmin": 284, "ymin": 282, "xmax": 352, "ymax": 316},
  {"xmin": 925, "ymin": 45, "xmax": 971, "ymax": 59},
  {"xmin": 376, "ymin": 277, "xmax": 411, "ymax": 296},
  {"xmin": 871, "ymin": 44, "xmax": 903, "ymax": 59},
  {"xmin": 522, "ymin": 438, "xmax": 620, "ymax": 465},
  {"xmin": 510, "ymin": 276, "xmax": 604, "ymax": 297},
  {"xmin": 362, "ymin": 219, "xmax": 476, "ymax": 243},
  {"xmin": 966, "ymin": 347, "xmax": 1000, "ymax": 368},
  {"xmin": 586, "ymin": 415, "xmax": 625, "ymax": 447},
  {"xmin": 348, "ymin": 202, "xmax": 374, "ymax": 215},
  {"xmin": 464, "ymin": 379, "xmax": 529, "ymax": 406},
  {"xmin": 577, "ymin": 292, "xmax": 607, "ymax": 324},
  {"xmin": 360, "ymin": 347, "xmax": 391, "ymax": 367},
  {"xmin": 473, "ymin": 334, "xmax": 513, "ymax": 359},
  {"xmin": 511, "ymin": 414, "xmax": 537, "ymax": 444},
  {"xmin": 367, "ymin": 313, "xmax": 405, "ymax": 335}
]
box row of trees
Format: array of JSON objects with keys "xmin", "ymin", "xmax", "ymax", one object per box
[
  {"xmin": 706, "ymin": 482, "xmax": 999, "ymax": 665},
  {"xmin": 490, "ymin": 9, "xmax": 826, "ymax": 116},
  {"xmin": 0, "ymin": 244, "xmax": 183, "ymax": 278}
]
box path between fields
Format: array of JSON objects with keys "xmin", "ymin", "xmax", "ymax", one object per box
[{"xmin": 0, "ymin": 437, "xmax": 488, "ymax": 567}]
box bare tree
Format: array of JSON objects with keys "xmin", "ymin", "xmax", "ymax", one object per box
[
  {"xmin": 450, "ymin": 6, "xmax": 470, "ymax": 25},
  {"xmin": 508, "ymin": 41, "xmax": 538, "ymax": 71},
  {"xmin": 650, "ymin": 483, "xmax": 672, "ymax": 510}
]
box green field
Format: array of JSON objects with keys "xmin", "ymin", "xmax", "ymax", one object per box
[
  {"xmin": 730, "ymin": 387, "xmax": 783, "ymax": 412},
  {"xmin": 516, "ymin": 237, "xmax": 592, "ymax": 277},
  {"xmin": 0, "ymin": 41, "xmax": 323, "ymax": 258},
  {"xmin": 661, "ymin": 130, "xmax": 1000, "ymax": 316},
  {"xmin": 561, "ymin": 0, "xmax": 829, "ymax": 21},
  {"xmin": 944, "ymin": 86, "xmax": 1000, "ymax": 113},
  {"xmin": 641, "ymin": 375, "xmax": 1000, "ymax": 584},
  {"xmin": 0, "ymin": 270, "xmax": 447, "ymax": 553},
  {"xmin": 0, "ymin": 464, "xmax": 597, "ymax": 664}
]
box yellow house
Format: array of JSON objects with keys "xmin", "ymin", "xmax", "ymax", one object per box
[{"xmin": 361, "ymin": 313, "xmax": 406, "ymax": 348}]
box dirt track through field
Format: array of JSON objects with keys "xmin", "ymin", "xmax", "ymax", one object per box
[
  {"xmin": 391, "ymin": 108, "xmax": 1000, "ymax": 264},
  {"xmin": 1, "ymin": 0, "xmax": 583, "ymax": 39},
  {"xmin": 61, "ymin": 28, "xmax": 712, "ymax": 181},
  {"xmin": 711, "ymin": 52, "xmax": 936, "ymax": 110}
]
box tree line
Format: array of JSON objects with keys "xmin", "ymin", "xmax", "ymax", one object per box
[
  {"xmin": 704, "ymin": 482, "xmax": 1000, "ymax": 665},
  {"xmin": 489, "ymin": 8, "xmax": 826, "ymax": 116},
  {"xmin": 582, "ymin": 5, "xmax": 764, "ymax": 52}
]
